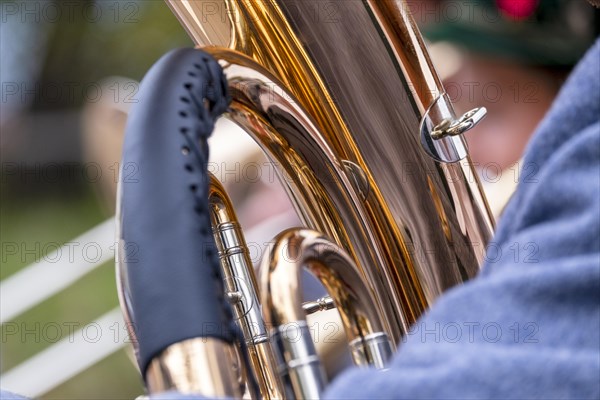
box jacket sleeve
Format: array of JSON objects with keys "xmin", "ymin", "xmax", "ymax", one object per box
[{"xmin": 324, "ymin": 40, "xmax": 600, "ymax": 400}]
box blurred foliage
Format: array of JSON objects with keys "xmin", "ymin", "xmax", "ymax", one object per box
[{"xmin": 32, "ymin": 0, "xmax": 192, "ymax": 110}]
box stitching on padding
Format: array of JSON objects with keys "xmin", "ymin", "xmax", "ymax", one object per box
[{"xmin": 177, "ymin": 51, "xmax": 234, "ymax": 339}]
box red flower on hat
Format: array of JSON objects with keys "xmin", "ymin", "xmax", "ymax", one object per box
[{"xmin": 496, "ymin": 0, "xmax": 539, "ymax": 20}]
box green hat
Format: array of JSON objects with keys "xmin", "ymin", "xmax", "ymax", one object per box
[{"xmin": 421, "ymin": 0, "xmax": 599, "ymax": 67}]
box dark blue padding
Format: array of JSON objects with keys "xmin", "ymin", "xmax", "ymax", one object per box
[{"xmin": 119, "ymin": 48, "xmax": 234, "ymax": 377}]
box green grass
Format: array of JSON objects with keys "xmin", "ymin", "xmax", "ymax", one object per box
[
  {"xmin": 0, "ymin": 188, "xmax": 106, "ymax": 280},
  {"xmin": 1, "ymin": 185, "xmax": 142, "ymax": 398},
  {"xmin": 43, "ymin": 350, "xmax": 143, "ymax": 400}
]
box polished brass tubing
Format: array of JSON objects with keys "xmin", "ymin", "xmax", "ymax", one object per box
[
  {"xmin": 168, "ymin": 1, "xmax": 495, "ymax": 347},
  {"xmin": 349, "ymin": 332, "xmax": 394, "ymax": 369},
  {"xmin": 272, "ymin": 321, "xmax": 327, "ymax": 399},
  {"xmin": 208, "ymin": 173, "xmax": 285, "ymax": 400},
  {"xmin": 302, "ymin": 296, "xmax": 336, "ymax": 315},
  {"xmin": 261, "ymin": 228, "xmax": 392, "ymax": 363},
  {"xmin": 145, "ymin": 337, "xmax": 242, "ymax": 397},
  {"xmin": 115, "ymin": 233, "xmax": 141, "ymax": 365},
  {"xmin": 205, "ymin": 50, "xmax": 397, "ymax": 341}
]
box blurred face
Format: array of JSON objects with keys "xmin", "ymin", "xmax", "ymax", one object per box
[{"xmin": 443, "ymin": 54, "xmax": 562, "ymax": 171}]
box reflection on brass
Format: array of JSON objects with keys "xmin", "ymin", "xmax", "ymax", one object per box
[
  {"xmin": 262, "ymin": 228, "xmax": 393, "ymax": 358},
  {"xmin": 139, "ymin": 0, "xmax": 496, "ymax": 398},
  {"xmin": 302, "ymin": 296, "xmax": 336, "ymax": 315},
  {"xmin": 209, "ymin": 173, "xmax": 285, "ymax": 400},
  {"xmin": 261, "ymin": 228, "xmax": 393, "ymax": 398},
  {"xmin": 207, "ymin": 50, "xmax": 493, "ymax": 338},
  {"xmin": 165, "ymin": 0, "xmax": 234, "ymax": 47},
  {"xmin": 146, "ymin": 338, "xmax": 241, "ymax": 398}
]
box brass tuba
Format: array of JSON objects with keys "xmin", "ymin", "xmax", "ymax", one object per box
[{"xmin": 117, "ymin": 0, "xmax": 494, "ymax": 398}]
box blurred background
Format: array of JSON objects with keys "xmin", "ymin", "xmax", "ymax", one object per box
[
  {"xmin": 1, "ymin": 2, "xmax": 191, "ymax": 398},
  {"xmin": 0, "ymin": 0, "xmax": 598, "ymax": 398}
]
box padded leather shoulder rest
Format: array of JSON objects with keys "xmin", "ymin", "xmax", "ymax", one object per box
[{"xmin": 118, "ymin": 48, "xmax": 233, "ymax": 376}]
